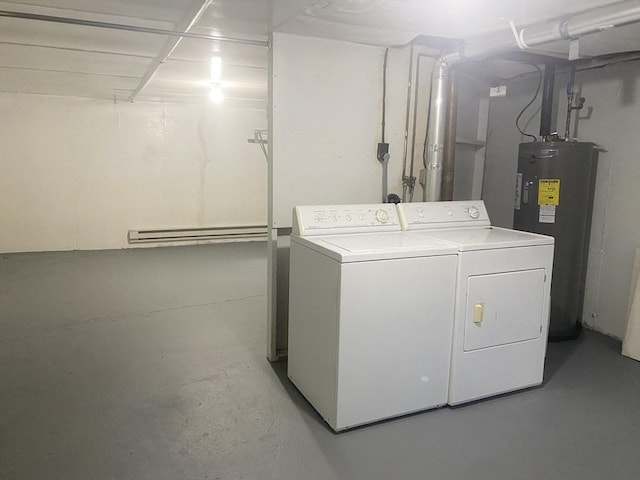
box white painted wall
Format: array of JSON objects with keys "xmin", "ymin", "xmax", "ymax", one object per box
[
  {"xmin": 452, "ymin": 68, "xmax": 490, "ymax": 201},
  {"xmin": 482, "ymin": 59, "xmax": 640, "ymax": 339},
  {"xmin": 565, "ymin": 61, "xmax": 640, "ymax": 339},
  {"xmin": 483, "ymin": 73, "xmax": 543, "ymax": 228},
  {"xmin": 270, "ymin": 33, "xmax": 412, "ymax": 228},
  {"xmin": 0, "ymin": 93, "xmax": 267, "ymax": 252}
]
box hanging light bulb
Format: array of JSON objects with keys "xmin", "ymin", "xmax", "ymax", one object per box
[
  {"xmin": 209, "ymin": 86, "xmax": 224, "ymax": 103},
  {"xmin": 208, "ymin": 55, "xmax": 224, "ymax": 103},
  {"xmin": 210, "ymin": 56, "xmax": 222, "ymax": 83}
]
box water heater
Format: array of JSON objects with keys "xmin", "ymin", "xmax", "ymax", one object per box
[{"xmin": 513, "ymin": 142, "xmax": 599, "ymax": 340}]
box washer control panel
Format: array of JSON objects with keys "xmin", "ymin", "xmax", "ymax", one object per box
[
  {"xmin": 293, "ymin": 204, "xmax": 401, "ymax": 236},
  {"xmin": 397, "ymin": 200, "xmax": 491, "ymax": 230}
]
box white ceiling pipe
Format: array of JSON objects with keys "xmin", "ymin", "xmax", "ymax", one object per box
[
  {"xmin": 421, "ymin": 0, "xmax": 640, "ymax": 203},
  {"xmin": 444, "ymin": 0, "xmax": 640, "ymax": 63},
  {"xmin": 0, "ymin": 10, "xmax": 268, "ymax": 47}
]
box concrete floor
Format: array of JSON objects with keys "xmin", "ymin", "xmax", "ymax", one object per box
[{"xmin": 1, "ymin": 243, "xmax": 639, "ymax": 480}]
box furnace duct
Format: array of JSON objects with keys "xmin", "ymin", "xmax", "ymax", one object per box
[
  {"xmin": 422, "ymin": 58, "xmax": 450, "ymax": 202},
  {"xmin": 443, "ymin": 0, "xmax": 640, "ymax": 64},
  {"xmin": 421, "ymin": 0, "xmax": 640, "ymax": 202}
]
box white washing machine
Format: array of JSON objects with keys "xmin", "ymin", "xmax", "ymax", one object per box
[
  {"xmin": 287, "ymin": 204, "xmax": 458, "ymax": 431},
  {"xmin": 397, "ymin": 201, "xmax": 555, "ymax": 405}
]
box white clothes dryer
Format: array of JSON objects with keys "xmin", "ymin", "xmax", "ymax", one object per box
[
  {"xmin": 398, "ymin": 201, "xmax": 555, "ymax": 405},
  {"xmin": 287, "ymin": 204, "xmax": 458, "ymax": 430}
]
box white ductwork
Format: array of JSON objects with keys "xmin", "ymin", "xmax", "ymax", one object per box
[
  {"xmin": 421, "ymin": 0, "xmax": 640, "ymax": 203},
  {"xmin": 423, "ymin": 58, "xmax": 450, "ymax": 202},
  {"xmin": 444, "ymin": 0, "xmax": 640, "ymax": 64}
]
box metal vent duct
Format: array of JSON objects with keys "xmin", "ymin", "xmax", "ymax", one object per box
[
  {"xmin": 422, "ymin": 58, "xmax": 450, "ymax": 202},
  {"xmin": 422, "ymin": 0, "xmax": 640, "ymax": 202},
  {"xmin": 444, "ymin": 0, "xmax": 640, "ymax": 63}
]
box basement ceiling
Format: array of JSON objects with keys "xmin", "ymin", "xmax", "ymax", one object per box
[{"xmin": 0, "ymin": 0, "xmax": 638, "ymax": 106}]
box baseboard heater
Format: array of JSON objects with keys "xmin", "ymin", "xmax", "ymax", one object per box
[{"xmin": 128, "ymin": 225, "xmax": 268, "ymax": 244}]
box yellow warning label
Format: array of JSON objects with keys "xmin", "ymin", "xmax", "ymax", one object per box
[{"xmin": 538, "ymin": 179, "xmax": 560, "ymax": 206}]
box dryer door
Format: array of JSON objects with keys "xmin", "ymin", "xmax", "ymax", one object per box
[{"xmin": 464, "ymin": 269, "xmax": 546, "ymax": 351}]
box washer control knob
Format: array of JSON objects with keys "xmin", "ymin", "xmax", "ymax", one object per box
[
  {"xmin": 376, "ymin": 209, "xmax": 389, "ymax": 223},
  {"xmin": 468, "ymin": 206, "xmax": 480, "ymax": 219}
]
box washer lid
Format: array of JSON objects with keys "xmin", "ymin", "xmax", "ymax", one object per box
[
  {"xmin": 292, "ymin": 231, "xmax": 458, "ymax": 262},
  {"xmin": 414, "ymin": 226, "xmax": 553, "ymax": 251}
]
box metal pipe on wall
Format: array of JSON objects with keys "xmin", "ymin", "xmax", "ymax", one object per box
[
  {"xmin": 441, "ymin": 68, "xmax": 458, "ymax": 201},
  {"xmin": 409, "ymin": 54, "xmax": 437, "ymax": 202},
  {"xmin": 539, "ymin": 63, "xmax": 556, "ymax": 138},
  {"xmin": 564, "ymin": 66, "xmax": 578, "ymax": 139},
  {"xmin": 401, "ymin": 44, "xmax": 415, "ymax": 203},
  {"xmin": 422, "ymin": 58, "xmax": 450, "ymax": 202},
  {"xmin": 0, "ymin": 10, "xmax": 269, "ymax": 47},
  {"xmin": 562, "ymin": 65, "xmax": 586, "ymax": 140}
]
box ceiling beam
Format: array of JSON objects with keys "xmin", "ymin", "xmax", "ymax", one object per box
[
  {"xmin": 128, "ymin": 0, "xmax": 213, "ymax": 102},
  {"xmin": 0, "ymin": 10, "xmax": 269, "ymax": 47},
  {"xmin": 0, "ymin": 41, "xmax": 154, "ymax": 59}
]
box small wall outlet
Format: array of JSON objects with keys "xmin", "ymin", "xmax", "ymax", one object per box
[{"xmin": 490, "ymin": 85, "xmax": 507, "ymax": 97}]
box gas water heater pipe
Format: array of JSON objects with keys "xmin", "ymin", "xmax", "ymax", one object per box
[
  {"xmin": 409, "ymin": 54, "xmax": 439, "ymax": 202},
  {"xmin": 422, "ymin": 58, "xmax": 450, "ymax": 202},
  {"xmin": 564, "ymin": 66, "xmax": 586, "ymax": 140},
  {"xmin": 540, "ymin": 63, "xmax": 556, "ymax": 139}
]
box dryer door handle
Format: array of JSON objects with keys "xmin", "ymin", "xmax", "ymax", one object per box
[{"xmin": 473, "ymin": 303, "xmax": 484, "ymax": 324}]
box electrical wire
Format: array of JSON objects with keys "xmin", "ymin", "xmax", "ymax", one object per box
[
  {"xmin": 422, "ymin": 84, "xmax": 434, "ymax": 168},
  {"xmin": 379, "ymin": 48, "xmax": 390, "ymax": 203},
  {"xmin": 381, "ymin": 48, "xmax": 389, "ymax": 142},
  {"xmin": 515, "ymin": 64, "xmax": 543, "ymax": 142}
]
